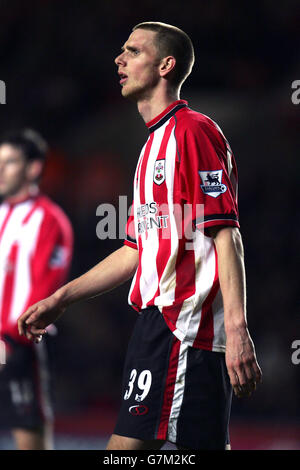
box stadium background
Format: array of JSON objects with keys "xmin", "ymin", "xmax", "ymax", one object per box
[{"xmin": 0, "ymin": 0, "xmax": 299, "ymax": 449}]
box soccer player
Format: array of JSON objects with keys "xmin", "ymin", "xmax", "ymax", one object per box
[
  {"xmin": 18, "ymin": 23, "xmax": 262, "ymax": 450},
  {"xmin": 0, "ymin": 129, "xmax": 73, "ymax": 450}
]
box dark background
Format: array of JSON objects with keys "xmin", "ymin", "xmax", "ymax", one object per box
[{"xmin": 0, "ymin": 0, "xmax": 299, "ymax": 449}]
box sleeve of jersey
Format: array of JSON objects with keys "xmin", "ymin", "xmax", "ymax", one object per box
[
  {"xmin": 177, "ymin": 123, "xmax": 240, "ymax": 231},
  {"xmin": 123, "ymin": 201, "xmax": 137, "ymax": 250},
  {"xmin": 24, "ymin": 212, "xmax": 74, "ymax": 309}
]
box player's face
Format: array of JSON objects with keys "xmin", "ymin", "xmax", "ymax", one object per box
[
  {"xmin": 115, "ymin": 29, "xmax": 162, "ymax": 100},
  {"xmin": 0, "ymin": 144, "xmax": 29, "ymax": 198}
]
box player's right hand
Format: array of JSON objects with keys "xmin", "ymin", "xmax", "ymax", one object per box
[{"xmin": 18, "ymin": 295, "xmax": 65, "ymax": 343}]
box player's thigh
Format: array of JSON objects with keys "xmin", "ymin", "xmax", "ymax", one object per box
[
  {"xmin": 106, "ymin": 433, "xmax": 165, "ymax": 450},
  {"xmin": 175, "ymin": 347, "xmax": 232, "ymax": 449},
  {"xmin": 0, "ymin": 336, "xmax": 53, "ymax": 435},
  {"xmin": 113, "ymin": 307, "xmax": 176, "ymax": 443},
  {"xmin": 12, "ymin": 422, "xmax": 53, "ymax": 450}
]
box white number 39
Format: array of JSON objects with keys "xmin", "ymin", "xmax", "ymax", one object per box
[{"xmin": 124, "ymin": 369, "xmax": 152, "ymax": 402}]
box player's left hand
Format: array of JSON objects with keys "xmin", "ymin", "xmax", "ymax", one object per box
[
  {"xmin": 18, "ymin": 294, "xmax": 65, "ymax": 343},
  {"xmin": 225, "ymin": 328, "xmax": 262, "ymax": 398}
]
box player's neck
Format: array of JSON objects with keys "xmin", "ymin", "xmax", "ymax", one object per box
[
  {"xmin": 137, "ymin": 88, "xmax": 180, "ymax": 124},
  {"xmin": 3, "ymin": 184, "xmax": 39, "ymax": 206}
]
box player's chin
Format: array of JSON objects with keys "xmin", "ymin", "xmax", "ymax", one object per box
[
  {"xmin": 121, "ymin": 85, "xmax": 132, "ymax": 98},
  {"xmin": 121, "ymin": 85, "xmax": 140, "ymax": 101},
  {"xmin": 0, "ymin": 185, "xmax": 17, "ymax": 198}
]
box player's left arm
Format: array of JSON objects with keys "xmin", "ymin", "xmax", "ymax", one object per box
[{"xmin": 208, "ymin": 225, "xmax": 262, "ymax": 398}]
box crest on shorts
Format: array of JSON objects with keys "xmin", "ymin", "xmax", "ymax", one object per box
[
  {"xmin": 129, "ymin": 404, "xmax": 149, "ymax": 416},
  {"xmin": 153, "ymin": 159, "xmax": 165, "ymax": 185},
  {"xmin": 199, "ymin": 170, "xmax": 227, "ymax": 198}
]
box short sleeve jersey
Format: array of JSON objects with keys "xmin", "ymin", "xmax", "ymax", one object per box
[
  {"xmin": 0, "ymin": 193, "xmax": 73, "ymax": 345},
  {"xmin": 124, "ymin": 100, "xmax": 239, "ymax": 352}
]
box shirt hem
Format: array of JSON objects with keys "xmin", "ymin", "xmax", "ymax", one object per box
[
  {"xmin": 124, "ymin": 239, "xmax": 138, "ymax": 250},
  {"xmin": 197, "ymin": 219, "xmax": 240, "ymax": 229}
]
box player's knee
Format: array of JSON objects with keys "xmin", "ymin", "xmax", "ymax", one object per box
[
  {"xmin": 106, "ymin": 434, "xmax": 165, "ymax": 450},
  {"xmin": 106, "ymin": 434, "xmax": 138, "ymax": 450}
]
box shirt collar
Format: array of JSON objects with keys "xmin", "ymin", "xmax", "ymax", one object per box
[{"xmin": 146, "ymin": 100, "xmax": 188, "ymax": 133}]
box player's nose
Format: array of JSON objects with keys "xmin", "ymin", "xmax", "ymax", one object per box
[{"xmin": 115, "ymin": 52, "xmax": 125, "ymax": 66}]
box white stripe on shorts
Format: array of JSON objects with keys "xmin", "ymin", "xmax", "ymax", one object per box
[{"xmin": 167, "ymin": 342, "xmax": 189, "ymax": 443}]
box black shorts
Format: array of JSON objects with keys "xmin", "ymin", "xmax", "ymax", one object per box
[
  {"xmin": 114, "ymin": 307, "xmax": 232, "ymax": 450},
  {"xmin": 0, "ymin": 334, "xmax": 53, "ymax": 430}
]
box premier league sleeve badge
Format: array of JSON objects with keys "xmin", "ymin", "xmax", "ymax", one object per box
[{"xmin": 198, "ymin": 170, "xmax": 227, "ymax": 198}]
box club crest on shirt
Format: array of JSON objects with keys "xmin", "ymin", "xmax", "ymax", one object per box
[
  {"xmin": 198, "ymin": 170, "xmax": 227, "ymax": 198},
  {"xmin": 153, "ymin": 159, "xmax": 165, "ymax": 185}
]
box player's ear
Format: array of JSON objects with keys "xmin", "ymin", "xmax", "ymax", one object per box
[
  {"xmin": 159, "ymin": 56, "xmax": 176, "ymax": 78},
  {"xmin": 26, "ymin": 159, "xmax": 44, "ymax": 182}
]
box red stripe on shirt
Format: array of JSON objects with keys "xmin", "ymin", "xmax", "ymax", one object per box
[
  {"xmin": 139, "ymin": 133, "xmax": 154, "ymax": 205},
  {"xmin": 162, "ymin": 223, "xmax": 196, "ymax": 327},
  {"xmin": 0, "ymin": 243, "xmax": 18, "ymax": 330},
  {"xmin": 0, "ymin": 206, "xmax": 13, "ymax": 242},
  {"xmin": 22, "ymin": 200, "xmax": 38, "ymax": 224},
  {"xmin": 129, "ymin": 134, "xmax": 154, "ymax": 307},
  {"xmin": 148, "ymin": 119, "xmax": 175, "ymax": 305},
  {"xmin": 129, "ymin": 236, "xmax": 143, "ymax": 310},
  {"xmin": 161, "ymin": 135, "xmax": 196, "ymax": 328}
]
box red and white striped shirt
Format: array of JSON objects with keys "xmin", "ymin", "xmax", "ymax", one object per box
[
  {"xmin": 0, "ymin": 192, "xmax": 73, "ymax": 345},
  {"xmin": 124, "ymin": 100, "xmax": 239, "ymax": 352}
]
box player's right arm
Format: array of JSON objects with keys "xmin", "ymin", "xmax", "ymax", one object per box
[{"xmin": 18, "ymin": 244, "xmax": 139, "ymax": 341}]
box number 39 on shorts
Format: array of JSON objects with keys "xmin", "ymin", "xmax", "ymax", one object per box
[{"xmin": 124, "ymin": 369, "xmax": 152, "ymax": 402}]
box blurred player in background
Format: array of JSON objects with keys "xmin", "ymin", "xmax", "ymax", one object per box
[
  {"xmin": 0, "ymin": 129, "xmax": 73, "ymax": 449},
  {"xmin": 18, "ymin": 23, "xmax": 262, "ymax": 450}
]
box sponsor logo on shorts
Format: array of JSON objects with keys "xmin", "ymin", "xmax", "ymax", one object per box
[{"xmin": 128, "ymin": 404, "xmax": 149, "ymax": 416}]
